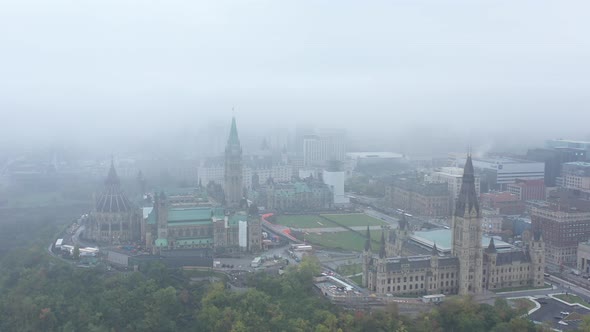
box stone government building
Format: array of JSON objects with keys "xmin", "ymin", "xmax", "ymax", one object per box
[
  {"xmin": 83, "ymin": 116, "xmax": 262, "ymax": 254},
  {"xmin": 363, "ymin": 155, "xmax": 545, "ymax": 296}
]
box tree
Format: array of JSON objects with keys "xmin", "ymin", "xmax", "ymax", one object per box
[{"xmin": 72, "ymin": 245, "xmax": 80, "ymax": 260}]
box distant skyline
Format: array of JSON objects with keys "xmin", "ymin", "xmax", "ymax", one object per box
[{"xmin": 1, "ymin": 1, "xmax": 589, "ymax": 153}]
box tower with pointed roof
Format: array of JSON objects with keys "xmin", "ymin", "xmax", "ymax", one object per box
[
  {"xmin": 224, "ymin": 116, "xmax": 243, "ymax": 207},
  {"xmin": 452, "ymin": 154, "xmax": 483, "ymax": 295},
  {"xmin": 362, "ymin": 226, "xmax": 372, "ymax": 287},
  {"xmin": 85, "ymin": 159, "xmax": 142, "ymax": 243}
]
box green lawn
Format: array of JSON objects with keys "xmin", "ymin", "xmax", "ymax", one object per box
[
  {"xmin": 337, "ymin": 263, "xmax": 363, "ymax": 276},
  {"xmin": 321, "ymin": 213, "xmax": 388, "ymax": 227},
  {"xmin": 276, "ymin": 215, "xmax": 338, "ymax": 229},
  {"xmin": 508, "ymin": 298, "xmax": 536, "ymax": 314},
  {"xmin": 304, "ymin": 230, "xmax": 384, "ymax": 252},
  {"xmin": 350, "ymin": 275, "xmax": 362, "ymax": 285},
  {"xmin": 555, "ymin": 294, "xmax": 590, "ymax": 307}
]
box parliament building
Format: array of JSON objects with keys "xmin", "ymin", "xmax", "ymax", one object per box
[{"xmin": 363, "ymin": 156, "xmax": 545, "ymax": 296}]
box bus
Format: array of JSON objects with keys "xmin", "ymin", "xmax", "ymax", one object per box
[
  {"xmin": 291, "ymin": 244, "xmax": 313, "ymax": 252},
  {"xmin": 251, "ymin": 257, "xmax": 262, "ymax": 268}
]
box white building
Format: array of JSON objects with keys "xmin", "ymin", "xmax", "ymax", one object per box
[
  {"xmin": 303, "ymin": 130, "xmax": 346, "ymax": 167},
  {"xmin": 450, "ymin": 155, "xmax": 544, "ymax": 190},
  {"xmin": 322, "ymin": 169, "xmax": 349, "ymax": 205},
  {"xmin": 426, "ymin": 167, "xmax": 481, "ymax": 202}
]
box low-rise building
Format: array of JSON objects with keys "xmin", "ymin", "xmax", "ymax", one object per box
[
  {"xmin": 386, "ymin": 178, "xmax": 450, "ymax": 217},
  {"xmin": 507, "ymin": 179, "xmax": 546, "ymax": 201},
  {"xmin": 480, "ymin": 192, "xmax": 525, "ymax": 215}
]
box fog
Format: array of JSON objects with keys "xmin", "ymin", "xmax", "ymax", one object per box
[{"xmin": 1, "ymin": 0, "xmax": 589, "ymax": 155}]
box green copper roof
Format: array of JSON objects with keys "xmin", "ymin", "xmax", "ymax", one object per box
[
  {"xmin": 168, "ymin": 220, "xmax": 211, "ymax": 227},
  {"xmin": 212, "ymin": 207, "xmax": 225, "ymax": 219},
  {"xmin": 168, "ymin": 207, "xmax": 212, "ymax": 222},
  {"xmin": 155, "ymin": 238, "xmax": 168, "ymax": 247},
  {"xmin": 176, "ymin": 237, "xmax": 213, "ymax": 246},
  {"xmin": 228, "ymin": 116, "xmax": 240, "ymax": 146}
]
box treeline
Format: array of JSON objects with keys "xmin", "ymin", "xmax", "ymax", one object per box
[{"xmin": 0, "ymin": 247, "xmax": 557, "ymax": 332}]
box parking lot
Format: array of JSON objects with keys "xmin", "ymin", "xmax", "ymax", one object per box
[{"xmin": 528, "ymin": 297, "xmax": 589, "ymax": 330}]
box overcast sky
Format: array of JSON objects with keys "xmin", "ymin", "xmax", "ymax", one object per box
[{"xmin": 1, "ymin": 0, "xmax": 589, "ymax": 152}]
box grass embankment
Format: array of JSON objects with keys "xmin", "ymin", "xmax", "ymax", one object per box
[
  {"xmin": 337, "ymin": 263, "xmax": 362, "ymax": 276},
  {"xmin": 304, "ymin": 230, "xmax": 384, "ymax": 253},
  {"xmin": 555, "ymin": 294, "xmax": 590, "ymax": 307}
]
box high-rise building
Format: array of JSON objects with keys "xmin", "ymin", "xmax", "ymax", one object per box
[
  {"xmin": 530, "ymin": 194, "xmax": 590, "ymax": 266},
  {"xmin": 526, "ymin": 148, "xmax": 586, "ymax": 186},
  {"xmin": 303, "ymin": 130, "xmax": 346, "ymax": 167},
  {"xmin": 546, "ymin": 139, "xmax": 590, "ymax": 160},
  {"xmin": 224, "ymin": 117, "xmax": 243, "ymax": 207}
]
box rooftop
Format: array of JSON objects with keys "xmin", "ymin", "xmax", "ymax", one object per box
[
  {"xmin": 411, "ymin": 229, "xmax": 512, "ymax": 253},
  {"xmin": 168, "ymin": 207, "xmax": 213, "ymax": 222}
]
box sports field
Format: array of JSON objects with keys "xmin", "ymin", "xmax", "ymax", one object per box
[
  {"xmin": 304, "ymin": 230, "xmax": 384, "ymax": 252},
  {"xmin": 276, "ymin": 215, "xmax": 338, "ymax": 228},
  {"xmin": 320, "ymin": 213, "xmax": 387, "ymax": 227}
]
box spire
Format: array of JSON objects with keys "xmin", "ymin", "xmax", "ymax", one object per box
[
  {"xmin": 96, "ymin": 158, "xmax": 132, "ymax": 213},
  {"xmin": 454, "ymin": 154, "xmax": 480, "ymax": 217},
  {"xmin": 379, "ymin": 231, "xmax": 386, "ymax": 259},
  {"xmin": 105, "ymin": 157, "xmax": 120, "ymax": 186},
  {"xmin": 364, "ymin": 226, "xmax": 372, "ymax": 252},
  {"xmin": 487, "ymin": 237, "xmax": 497, "ymax": 253},
  {"xmin": 432, "ymin": 242, "xmax": 438, "ymax": 256},
  {"xmin": 228, "ymin": 116, "xmax": 240, "ymax": 146}
]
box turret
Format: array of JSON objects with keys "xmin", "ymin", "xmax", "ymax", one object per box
[
  {"xmin": 485, "ymin": 237, "xmax": 498, "ymax": 290},
  {"xmin": 530, "ymin": 229, "xmax": 545, "ymax": 287}
]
